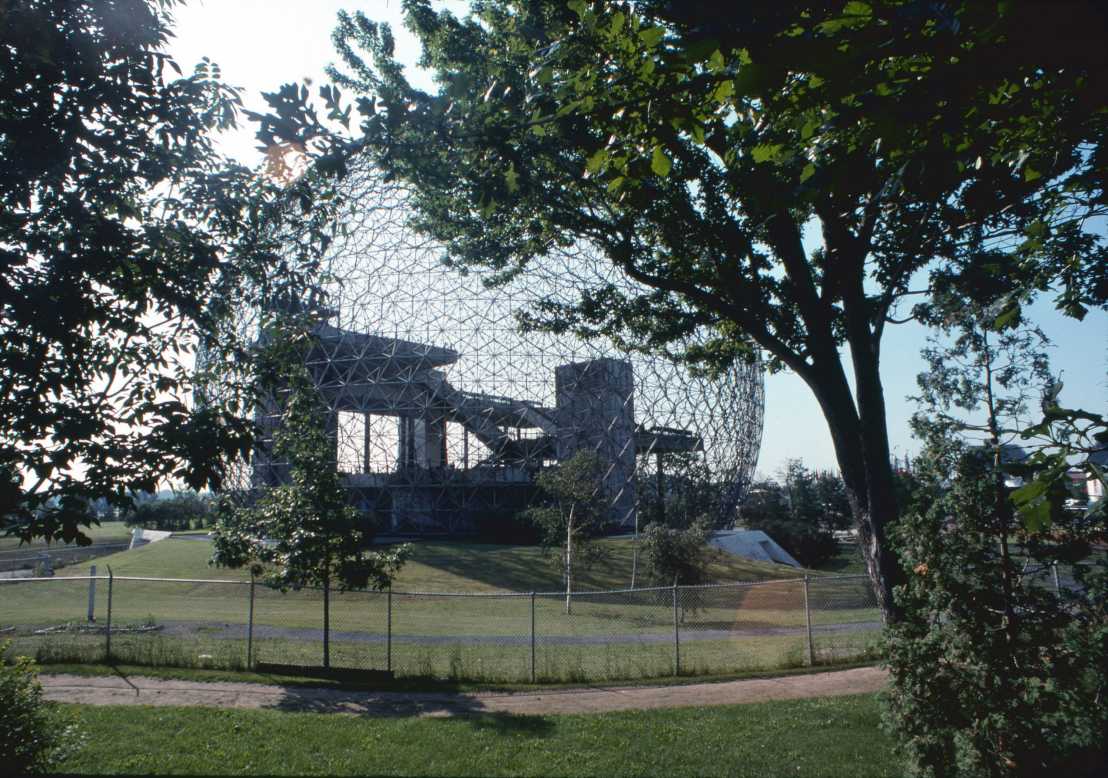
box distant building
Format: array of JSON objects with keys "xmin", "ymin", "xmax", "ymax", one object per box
[{"xmin": 1086, "ymin": 447, "xmax": 1108, "ymax": 503}]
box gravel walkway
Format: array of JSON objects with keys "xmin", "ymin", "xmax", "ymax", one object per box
[{"xmin": 39, "ymin": 666, "xmax": 887, "ymax": 717}]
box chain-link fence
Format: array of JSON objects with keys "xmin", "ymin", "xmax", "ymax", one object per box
[{"xmin": 1, "ymin": 572, "xmax": 885, "ymax": 682}]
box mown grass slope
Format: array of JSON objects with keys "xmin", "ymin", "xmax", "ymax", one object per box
[{"xmin": 77, "ymin": 535, "xmax": 808, "ymax": 591}]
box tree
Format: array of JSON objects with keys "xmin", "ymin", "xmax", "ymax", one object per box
[
  {"xmin": 524, "ymin": 450, "xmax": 609, "ymax": 613},
  {"xmin": 639, "ymin": 519, "xmax": 712, "ymax": 585},
  {"xmin": 261, "ymin": 0, "xmax": 1108, "ymax": 622},
  {"xmin": 885, "ymin": 436, "xmax": 1106, "ymax": 777},
  {"xmin": 639, "ymin": 518, "xmax": 712, "ymax": 620},
  {"xmin": 779, "ymin": 460, "xmax": 821, "ymax": 528},
  {"xmin": 739, "ymin": 468, "xmax": 840, "ymax": 569},
  {"xmin": 636, "ymin": 453, "xmax": 725, "ymax": 529},
  {"xmin": 0, "ymin": 0, "xmax": 335, "ymax": 546},
  {"xmin": 122, "ymin": 492, "xmax": 211, "ymax": 532},
  {"xmin": 812, "ymin": 469, "xmax": 852, "ymax": 532},
  {"xmin": 210, "ymin": 320, "xmax": 409, "ymax": 666},
  {"xmin": 884, "ymin": 312, "xmax": 1107, "ymax": 776}
]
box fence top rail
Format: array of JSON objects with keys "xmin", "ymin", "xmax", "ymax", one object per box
[
  {"xmin": 678, "ymin": 578, "xmax": 801, "ymax": 591},
  {"xmin": 0, "ymin": 572, "xmax": 876, "ymax": 594},
  {"xmin": 0, "ymin": 575, "xmax": 98, "ymax": 584},
  {"xmin": 392, "ymin": 584, "xmax": 677, "ymax": 598},
  {"xmin": 673, "ymin": 574, "xmax": 873, "ymax": 591},
  {"xmin": 0, "ymin": 543, "xmax": 129, "ymax": 553},
  {"xmin": 391, "ymin": 588, "xmax": 541, "ymax": 598},
  {"xmin": 0, "ymin": 575, "xmax": 247, "ymax": 585}
]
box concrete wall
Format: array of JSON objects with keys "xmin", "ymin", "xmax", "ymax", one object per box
[{"xmin": 554, "ymin": 358, "xmax": 637, "ymax": 527}]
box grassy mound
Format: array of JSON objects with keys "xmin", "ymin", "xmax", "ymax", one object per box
[{"xmin": 79, "ymin": 535, "xmax": 805, "ymax": 591}]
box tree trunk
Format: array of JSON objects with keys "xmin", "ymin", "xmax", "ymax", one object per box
[
  {"xmin": 805, "ymin": 358, "xmax": 904, "ymax": 624},
  {"xmin": 851, "ymin": 471, "xmax": 903, "ymax": 624}
]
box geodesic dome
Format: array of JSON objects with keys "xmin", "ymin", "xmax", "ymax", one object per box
[{"xmin": 245, "ymin": 166, "xmax": 764, "ymax": 536}]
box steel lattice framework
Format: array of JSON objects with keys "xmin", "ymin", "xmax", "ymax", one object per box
[{"xmin": 244, "ymin": 167, "xmax": 764, "ymax": 535}]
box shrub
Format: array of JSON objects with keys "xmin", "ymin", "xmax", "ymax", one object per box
[
  {"xmin": 639, "ymin": 519, "xmax": 712, "ymax": 586},
  {"xmin": 0, "ymin": 642, "xmax": 80, "ymax": 773},
  {"xmin": 882, "ymin": 442, "xmax": 1107, "ymax": 778},
  {"xmin": 124, "ymin": 493, "xmax": 210, "ymax": 532}
]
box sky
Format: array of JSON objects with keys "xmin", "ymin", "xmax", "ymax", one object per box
[{"xmin": 166, "ymin": 0, "xmax": 1108, "ymax": 479}]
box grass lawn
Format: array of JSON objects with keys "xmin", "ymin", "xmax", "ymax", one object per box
[
  {"xmin": 38, "ymin": 533, "xmax": 812, "ymax": 589},
  {"xmin": 52, "ymin": 693, "xmax": 901, "ymax": 777},
  {"xmin": 812, "ymin": 542, "xmax": 868, "ymax": 575}
]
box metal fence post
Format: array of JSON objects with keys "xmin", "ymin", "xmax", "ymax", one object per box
[
  {"xmin": 386, "ymin": 584, "xmax": 392, "ymax": 674},
  {"xmin": 247, "ymin": 572, "xmax": 256, "ymax": 669},
  {"xmin": 87, "ymin": 565, "xmax": 97, "ymax": 622},
  {"xmin": 530, "ymin": 591, "xmax": 536, "ymax": 683},
  {"xmin": 672, "ymin": 582, "xmax": 680, "ymax": 676},
  {"xmin": 1051, "ymin": 562, "xmax": 1061, "ymax": 594},
  {"xmin": 803, "ymin": 575, "xmax": 815, "ymax": 667},
  {"xmin": 105, "ymin": 566, "xmax": 114, "ymax": 662},
  {"xmin": 323, "ymin": 576, "xmax": 331, "ymax": 670}
]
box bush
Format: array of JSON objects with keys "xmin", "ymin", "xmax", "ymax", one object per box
[
  {"xmin": 882, "ymin": 443, "xmax": 1107, "ymax": 778},
  {"xmin": 123, "ymin": 493, "xmax": 210, "ymax": 532},
  {"xmin": 639, "ymin": 519, "xmax": 712, "ymax": 586},
  {"xmin": 1, "ymin": 642, "xmax": 80, "ymax": 773}
]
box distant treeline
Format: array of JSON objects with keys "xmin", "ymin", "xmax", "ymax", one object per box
[{"xmin": 123, "ymin": 493, "xmax": 212, "ymax": 532}]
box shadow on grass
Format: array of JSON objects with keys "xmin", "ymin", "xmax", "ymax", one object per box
[{"xmin": 262, "ymin": 683, "xmax": 556, "ymax": 737}]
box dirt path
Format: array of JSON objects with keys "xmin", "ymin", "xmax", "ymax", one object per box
[{"xmin": 39, "ymin": 666, "xmax": 887, "ymax": 717}]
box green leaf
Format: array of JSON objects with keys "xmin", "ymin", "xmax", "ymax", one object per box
[
  {"xmin": 1018, "ymin": 499, "xmax": 1052, "ymax": 533},
  {"xmin": 751, "ymin": 143, "xmax": 783, "ymax": 163},
  {"xmin": 651, "ymin": 146, "xmax": 672, "ymax": 177},
  {"xmin": 1010, "ymin": 478, "xmax": 1048, "ymax": 507},
  {"xmin": 712, "ymin": 79, "xmax": 734, "ymax": 103},
  {"xmin": 567, "ymin": 0, "xmax": 587, "ymax": 19},
  {"xmin": 708, "ymin": 48, "xmax": 725, "ymax": 73},
  {"xmin": 684, "ymin": 39, "xmax": 720, "ymax": 63},
  {"xmin": 800, "ymin": 163, "xmax": 816, "ymax": 183},
  {"xmin": 1023, "ymin": 165, "xmax": 1041, "ymax": 182},
  {"xmin": 504, "ymin": 162, "xmax": 519, "ymax": 193},
  {"xmin": 609, "ymin": 11, "xmax": 625, "ymax": 35},
  {"xmin": 639, "ymin": 27, "xmax": 665, "ymax": 48},
  {"xmin": 585, "ymin": 147, "xmax": 608, "ymax": 174}
]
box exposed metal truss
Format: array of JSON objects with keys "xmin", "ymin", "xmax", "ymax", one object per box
[{"xmin": 242, "ymin": 167, "xmax": 765, "ymax": 535}]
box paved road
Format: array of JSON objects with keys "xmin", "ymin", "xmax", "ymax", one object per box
[{"xmin": 39, "ymin": 666, "xmax": 888, "ymax": 716}]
